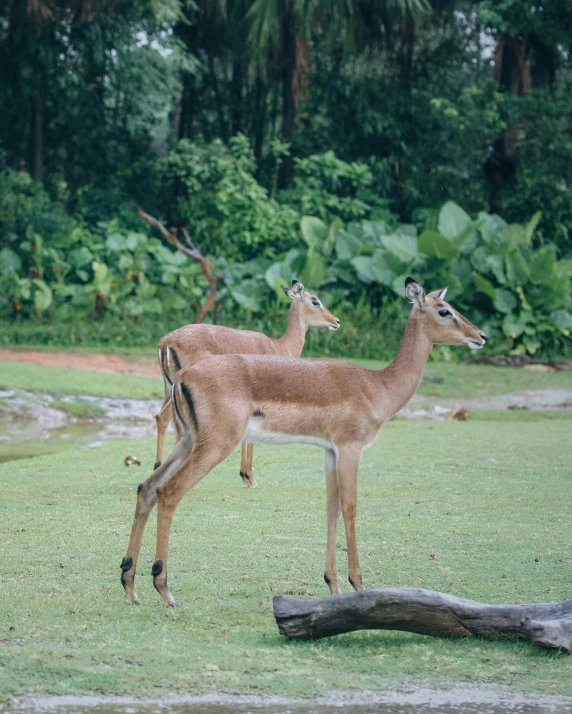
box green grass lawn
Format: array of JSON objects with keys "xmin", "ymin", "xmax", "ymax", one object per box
[
  {"xmin": 0, "ymin": 361, "xmax": 164, "ymax": 400},
  {"xmin": 0, "ymin": 419, "xmax": 571, "ymax": 700},
  {"xmin": 2, "ymin": 358, "xmax": 572, "ymax": 401}
]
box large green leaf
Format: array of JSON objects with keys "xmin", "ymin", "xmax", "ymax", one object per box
[
  {"xmin": 370, "ymin": 251, "xmax": 395, "ymax": 286},
  {"xmin": 524, "ymin": 211, "xmax": 541, "ymax": 243},
  {"xmin": 106, "ymin": 232, "xmax": 126, "ymax": 251},
  {"xmin": 438, "ymin": 201, "xmax": 471, "ymax": 240},
  {"xmin": 470, "ymin": 246, "xmax": 490, "ymax": 273},
  {"xmin": 0, "ymin": 247, "xmax": 22, "ymax": 275},
  {"xmin": 300, "ymin": 216, "xmax": 327, "ymax": 251},
  {"xmin": 473, "ymin": 273, "xmax": 496, "ymax": 300},
  {"xmin": 505, "ymin": 252, "xmax": 530, "ymax": 285},
  {"xmin": 32, "ymin": 279, "xmax": 52, "ymax": 313},
  {"xmin": 301, "ymin": 251, "xmax": 326, "ymax": 287},
  {"xmin": 486, "ymin": 255, "xmax": 505, "ymax": 284},
  {"xmin": 556, "ymin": 259, "xmax": 572, "ymax": 279},
  {"xmin": 550, "ymin": 310, "xmax": 572, "ymax": 333},
  {"xmin": 494, "ymin": 289, "xmax": 517, "ymax": 314},
  {"xmin": 351, "ymin": 256, "xmax": 375, "ymax": 283},
  {"xmin": 418, "ymin": 230, "xmax": 457, "ymax": 259},
  {"xmin": 529, "ymin": 246, "xmax": 556, "ymax": 284},
  {"xmin": 265, "ymin": 262, "xmax": 292, "ymax": 300},
  {"xmin": 500, "ymin": 224, "xmax": 528, "ymax": 251},
  {"xmin": 477, "ymin": 212, "xmax": 506, "ymax": 244},
  {"xmin": 502, "ymin": 312, "xmax": 528, "ymax": 339},
  {"xmin": 335, "ymin": 230, "xmax": 362, "ymax": 261},
  {"xmin": 230, "ymin": 287, "xmax": 260, "ymax": 312},
  {"xmin": 381, "ymin": 233, "xmax": 418, "ymax": 264}
]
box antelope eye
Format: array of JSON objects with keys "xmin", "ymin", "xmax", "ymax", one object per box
[
  {"xmin": 312, "ymin": 300, "xmax": 321, "ymax": 307},
  {"xmin": 438, "ymin": 309, "xmax": 451, "ymax": 317}
]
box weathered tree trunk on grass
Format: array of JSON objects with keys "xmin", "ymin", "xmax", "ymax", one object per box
[{"xmin": 273, "ymin": 588, "xmax": 572, "ymax": 652}]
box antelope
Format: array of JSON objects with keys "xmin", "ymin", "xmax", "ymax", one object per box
[
  {"xmin": 154, "ymin": 280, "xmax": 340, "ymax": 487},
  {"xmin": 120, "ymin": 278, "xmax": 486, "ymax": 606}
]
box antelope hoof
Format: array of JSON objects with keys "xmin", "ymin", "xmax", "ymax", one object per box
[
  {"xmin": 240, "ymin": 471, "xmax": 257, "ymax": 488},
  {"xmin": 121, "ymin": 556, "xmax": 139, "ymax": 603}
]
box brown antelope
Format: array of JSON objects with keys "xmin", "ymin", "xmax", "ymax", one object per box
[
  {"xmin": 120, "ymin": 278, "xmax": 486, "ymax": 606},
  {"xmin": 154, "ymin": 280, "xmax": 340, "ymax": 487}
]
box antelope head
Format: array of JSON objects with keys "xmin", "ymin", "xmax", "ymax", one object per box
[
  {"xmin": 281, "ymin": 280, "xmax": 341, "ymax": 330},
  {"xmin": 405, "ymin": 277, "xmax": 486, "ymax": 350}
]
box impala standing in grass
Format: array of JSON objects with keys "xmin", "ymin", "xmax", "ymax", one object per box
[
  {"xmin": 154, "ymin": 279, "xmax": 340, "ymax": 487},
  {"xmin": 121, "ymin": 278, "xmax": 486, "ymax": 606}
]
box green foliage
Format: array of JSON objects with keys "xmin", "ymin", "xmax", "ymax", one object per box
[
  {"xmin": 155, "ymin": 136, "xmax": 298, "ymax": 261},
  {"xmin": 1, "ymin": 153, "xmax": 570, "ymax": 358}
]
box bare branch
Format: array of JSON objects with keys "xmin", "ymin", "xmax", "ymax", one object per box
[{"xmin": 138, "ymin": 209, "xmax": 218, "ymax": 324}]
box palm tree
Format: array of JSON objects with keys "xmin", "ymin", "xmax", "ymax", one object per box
[{"xmin": 247, "ymin": 0, "xmax": 429, "ymax": 187}]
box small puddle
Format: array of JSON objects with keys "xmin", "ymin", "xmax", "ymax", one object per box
[
  {"xmin": 4, "ymin": 688, "xmax": 572, "ymax": 714},
  {"xmin": 0, "ymin": 388, "xmax": 162, "ymax": 464}
]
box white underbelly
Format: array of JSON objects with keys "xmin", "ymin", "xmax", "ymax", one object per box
[{"xmin": 244, "ymin": 419, "xmax": 334, "ymax": 452}]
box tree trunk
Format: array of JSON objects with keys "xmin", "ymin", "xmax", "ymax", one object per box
[
  {"xmin": 30, "ymin": 62, "xmax": 45, "ymax": 179},
  {"xmin": 253, "ymin": 74, "xmax": 268, "ymax": 162},
  {"xmin": 230, "ymin": 57, "xmax": 243, "ymax": 135},
  {"xmin": 278, "ymin": 4, "xmax": 296, "ymax": 188},
  {"xmin": 179, "ymin": 74, "xmax": 195, "ymax": 139},
  {"xmin": 273, "ymin": 587, "xmax": 572, "ymax": 652}
]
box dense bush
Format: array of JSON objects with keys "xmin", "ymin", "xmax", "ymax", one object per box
[{"xmin": 1, "ymin": 153, "xmax": 570, "ymax": 359}]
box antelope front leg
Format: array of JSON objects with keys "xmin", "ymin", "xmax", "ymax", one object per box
[
  {"xmin": 324, "ymin": 448, "xmax": 341, "ymax": 595},
  {"xmin": 336, "ymin": 443, "xmax": 365, "ymax": 592},
  {"xmin": 120, "ymin": 439, "xmax": 187, "ymax": 603},
  {"xmin": 239, "ymin": 442, "xmax": 257, "ymax": 488}
]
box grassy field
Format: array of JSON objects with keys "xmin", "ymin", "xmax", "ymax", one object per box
[
  {"xmin": 0, "ymin": 418, "xmax": 571, "ymax": 700},
  {"xmin": 0, "ymin": 361, "xmax": 164, "ymax": 400},
  {"xmin": 2, "ymin": 357, "xmax": 572, "ymax": 401}
]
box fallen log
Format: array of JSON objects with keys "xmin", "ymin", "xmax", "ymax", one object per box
[{"xmin": 273, "ymin": 587, "xmax": 572, "ymax": 652}]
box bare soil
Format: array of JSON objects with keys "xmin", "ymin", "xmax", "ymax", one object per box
[{"xmin": 0, "ymin": 348, "xmax": 161, "ymax": 379}]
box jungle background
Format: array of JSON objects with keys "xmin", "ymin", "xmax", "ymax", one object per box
[{"xmin": 1, "ymin": 0, "xmax": 571, "ymax": 360}]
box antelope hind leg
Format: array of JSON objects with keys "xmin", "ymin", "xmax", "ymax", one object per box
[
  {"xmin": 153, "ymin": 438, "xmax": 239, "ymax": 606},
  {"xmin": 120, "ymin": 438, "xmax": 189, "ymax": 604}
]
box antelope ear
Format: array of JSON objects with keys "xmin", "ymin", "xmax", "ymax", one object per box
[
  {"xmin": 438, "ymin": 287, "xmax": 448, "ymax": 300},
  {"xmin": 281, "ymin": 280, "xmax": 305, "ymax": 299},
  {"xmin": 290, "ymin": 279, "xmax": 305, "ymax": 299},
  {"xmin": 405, "ymin": 277, "xmax": 426, "ymax": 308}
]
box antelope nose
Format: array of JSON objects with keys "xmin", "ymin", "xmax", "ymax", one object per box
[
  {"xmin": 336, "ymin": 318, "xmax": 341, "ymax": 325},
  {"xmin": 480, "ymin": 333, "xmax": 487, "ymax": 342}
]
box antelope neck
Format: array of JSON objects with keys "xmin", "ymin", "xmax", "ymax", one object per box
[
  {"xmin": 275, "ymin": 300, "xmax": 308, "ymax": 357},
  {"xmin": 375, "ymin": 313, "xmax": 434, "ymax": 418}
]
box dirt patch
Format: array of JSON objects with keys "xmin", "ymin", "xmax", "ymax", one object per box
[{"xmin": 0, "ymin": 349, "xmax": 161, "ymax": 379}]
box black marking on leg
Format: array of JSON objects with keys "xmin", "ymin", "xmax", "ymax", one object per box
[
  {"xmin": 172, "ymin": 386, "xmax": 186, "ymax": 427},
  {"xmin": 121, "ymin": 557, "xmax": 133, "ymax": 572},
  {"xmin": 180, "ymin": 382, "xmax": 199, "ymax": 434},
  {"xmin": 348, "ymin": 576, "xmax": 356, "ymax": 589},
  {"xmin": 152, "ymin": 560, "xmax": 166, "ymax": 595},
  {"xmin": 253, "ymin": 409, "xmax": 264, "ymax": 417},
  {"xmin": 324, "ymin": 574, "xmax": 331, "ymax": 587},
  {"xmin": 169, "ymin": 347, "xmax": 182, "ymax": 372},
  {"xmin": 137, "ymin": 483, "xmax": 144, "ymax": 494},
  {"xmin": 161, "ymin": 348, "xmax": 173, "ymax": 385},
  {"xmin": 154, "ymin": 461, "xmax": 161, "ymax": 470},
  {"xmin": 120, "ymin": 557, "xmax": 133, "ymax": 590}
]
